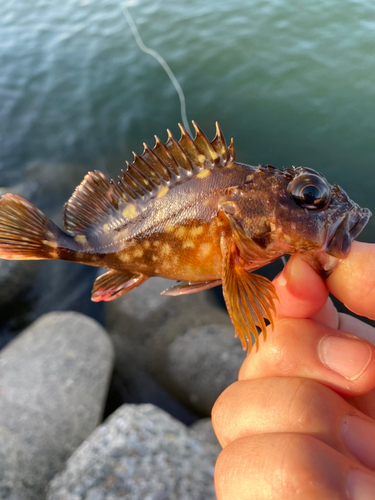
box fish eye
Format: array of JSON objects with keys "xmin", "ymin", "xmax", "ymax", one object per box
[{"xmin": 288, "ymin": 174, "xmax": 331, "ymax": 210}]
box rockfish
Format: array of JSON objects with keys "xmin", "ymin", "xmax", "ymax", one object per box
[{"xmin": 0, "ymin": 122, "xmax": 371, "ymax": 350}]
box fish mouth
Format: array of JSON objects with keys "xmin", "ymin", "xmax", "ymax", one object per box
[{"xmin": 325, "ymin": 207, "xmax": 372, "ymax": 259}]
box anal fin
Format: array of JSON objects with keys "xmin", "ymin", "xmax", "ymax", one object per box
[
  {"xmin": 91, "ymin": 269, "xmax": 148, "ymax": 302},
  {"xmin": 161, "ymin": 280, "xmax": 222, "ymax": 296},
  {"xmin": 222, "ymin": 238, "xmax": 278, "ymax": 352}
]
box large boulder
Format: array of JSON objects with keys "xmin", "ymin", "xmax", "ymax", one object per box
[
  {"xmin": 0, "ymin": 311, "xmax": 114, "ymax": 498},
  {"xmin": 0, "ymin": 426, "xmax": 36, "ymax": 500},
  {"xmin": 47, "ymin": 404, "xmax": 221, "ymax": 500},
  {"xmin": 167, "ymin": 324, "xmax": 245, "ymax": 414}
]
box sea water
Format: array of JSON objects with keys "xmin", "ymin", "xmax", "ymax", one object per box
[{"xmin": 0, "ymin": 0, "xmax": 374, "ymax": 238}]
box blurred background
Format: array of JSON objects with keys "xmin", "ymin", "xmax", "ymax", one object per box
[{"xmin": 0, "ymin": 0, "xmax": 374, "ymax": 364}]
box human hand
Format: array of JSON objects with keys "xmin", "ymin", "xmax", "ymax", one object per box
[{"xmin": 212, "ymin": 242, "xmax": 375, "ymax": 499}]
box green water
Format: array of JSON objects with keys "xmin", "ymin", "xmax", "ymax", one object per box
[{"xmin": 0, "ymin": 0, "xmax": 374, "ymax": 241}]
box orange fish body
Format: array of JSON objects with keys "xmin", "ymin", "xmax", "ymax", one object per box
[{"xmin": 0, "ymin": 122, "xmax": 371, "ymax": 350}]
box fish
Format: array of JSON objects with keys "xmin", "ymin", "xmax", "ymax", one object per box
[{"xmin": 0, "ymin": 122, "xmax": 371, "ymax": 351}]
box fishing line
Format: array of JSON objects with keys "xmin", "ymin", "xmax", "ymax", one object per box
[
  {"xmin": 117, "ymin": 4, "xmax": 288, "ymax": 273},
  {"xmin": 118, "ymin": 1, "xmax": 192, "ymax": 136}
]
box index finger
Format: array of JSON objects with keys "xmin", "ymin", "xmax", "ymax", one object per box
[{"xmin": 327, "ymin": 242, "xmax": 375, "ymax": 320}]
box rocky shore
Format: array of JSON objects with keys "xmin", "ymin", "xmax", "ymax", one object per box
[
  {"xmin": 0, "ymin": 293, "xmax": 244, "ymax": 499},
  {"xmin": 0, "ymin": 162, "xmax": 248, "ymax": 499}
]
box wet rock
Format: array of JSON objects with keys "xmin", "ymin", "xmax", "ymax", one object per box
[
  {"xmin": 167, "ymin": 324, "xmax": 245, "ymax": 414},
  {"xmin": 47, "ymin": 404, "xmax": 220, "ymax": 500},
  {"xmin": 105, "ymin": 277, "xmax": 233, "ymax": 415},
  {"xmin": 0, "ymin": 311, "xmax": 114, "ymax": 498}
]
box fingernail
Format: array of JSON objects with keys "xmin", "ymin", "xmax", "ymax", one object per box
[
  {"xmin": 276, "ymin": 272, "xmax": 287, "ymax": 287},
  {"xmin": 341, "ymin": 415, "xmax": 375, "ymax": 470},
  {"xmin": 347, "ymin": 469, "xmax": 375, "ymax": 500},
  {"xmin": 318, "ymin": 335, "xmax": 372, "ymax": 380}
]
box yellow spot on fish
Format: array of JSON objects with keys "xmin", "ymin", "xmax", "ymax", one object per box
[
  {"xmin": 182, "ymin": 239, "xmax": 195, "ymax": 249},
  {"xmin": 199, "ymin": 243, "xmax": 212, "ymax": 259},
  {"xmin": 119, "ymin": 253, "xmax": 131, "ymax": 263},
  {"xmin": 165, "ymin": 222, "xmax": 175, "ymax": 233},
  {"xmin": 153, "ymin": 241, "xmax": 161, "ymax": 247},
  {"xmin": 133, "ymin": 248, "xmax": 144, "ymax": 258},
  {"xmin": 175, "ymin": 226, "xmax": 186, "ymax": 238},
  {"xmin": 152, "ymin": 254, "xmax": 158, "ymax": 261},
  {"xmin": 197, "ymin": 169, "xmax": 211, "ymax": 179},
  {"xmin": 190, "ymin": 226, "xmax": 204, "ymax": 236},
  {"xmin": 122, "ymin": 204, "xmax": 137, "ymax": 219},
  {"xmin": 75, "ymin": 235, "xmax": 87, "ymax": 244},
  {"xmin": 161, "ymin": 244, "xmax": 172, "ymax": 256},
  {"xmin": 103, "ymin": 223, "xmax": 110, "ymax": 233},
  {"xmin": 283, "ymin": 234, "xmax": 292, "ymax": 244},
  {"xmin": 43, "ymin": 240, "xmax": 57, "ymax": 248},
  {"xmin": 246, "ymin": 174, "xmax": 254, "ymax": 182},
  {"xmin": 143, "ymin": 240, "xmax": 151, "ymax": 249},
  {"xmin": 157, "ymin": 186, "xmax": 169, "ymax": 198}
]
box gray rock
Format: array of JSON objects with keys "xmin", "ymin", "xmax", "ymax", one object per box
[
  {"xmin": 0, "ymin": 426, "xmax": 36, "ymax": 500},
  {"xmin": 0, "ymin": 311, "xmax": 114, "ymax": 498},
  {"xmin": 105, "ymin": 277, "xmax": 233, "ymax": 415},
  {"xmin": 189, "ymin": 418, "xmax": 220, "ymax": 448},
  {"xmin": 47, "ymin": 404, "xmax": 220, "ymax": 500},
  {"xmin": 167, "ymin": 324, "xmax": 245, "ymax": 414}
]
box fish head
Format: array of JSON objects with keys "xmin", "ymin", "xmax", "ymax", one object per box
[{"xmin": 268, "ymin": 166, "xmax": 372, "ymax": 274}]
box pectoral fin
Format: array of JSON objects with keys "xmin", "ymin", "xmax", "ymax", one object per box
[
  {"xmin": 221, "ymin": 237, "xmax": 278, "ymax": 352},
  {"xmin": 91, "ymin": 269, "xmax": 148, "ymax": 302},
  {"xmin": 161, "ymin": 279, "xmax": 222, "ymax": 296}
]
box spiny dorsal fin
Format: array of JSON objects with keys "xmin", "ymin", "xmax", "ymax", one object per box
[{"xmin": 64, "ymin": 122, "xmax": 234, "ymax": 236}]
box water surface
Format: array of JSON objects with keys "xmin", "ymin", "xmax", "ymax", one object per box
[
  {"xmin": 0, "ymin": 0, "xmax": 374, "ymax": 334},
  {"xmin": 1, "ymin": 1, "xmax": 374, "ymax": 215}
]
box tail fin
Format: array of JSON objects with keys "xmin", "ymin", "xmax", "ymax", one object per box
[{"xmin": 0, "ymin": 194, "xmax": 60, "ymax": 260}]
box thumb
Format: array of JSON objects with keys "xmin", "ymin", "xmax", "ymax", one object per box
[{"xmin": 273, "ymin": 254, "xmax": 329, "ymax": 320}]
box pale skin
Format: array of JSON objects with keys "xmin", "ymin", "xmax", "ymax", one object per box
[{"xmin": 212, "ymin": 241, "xmax": 375, "ymax": 500}]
